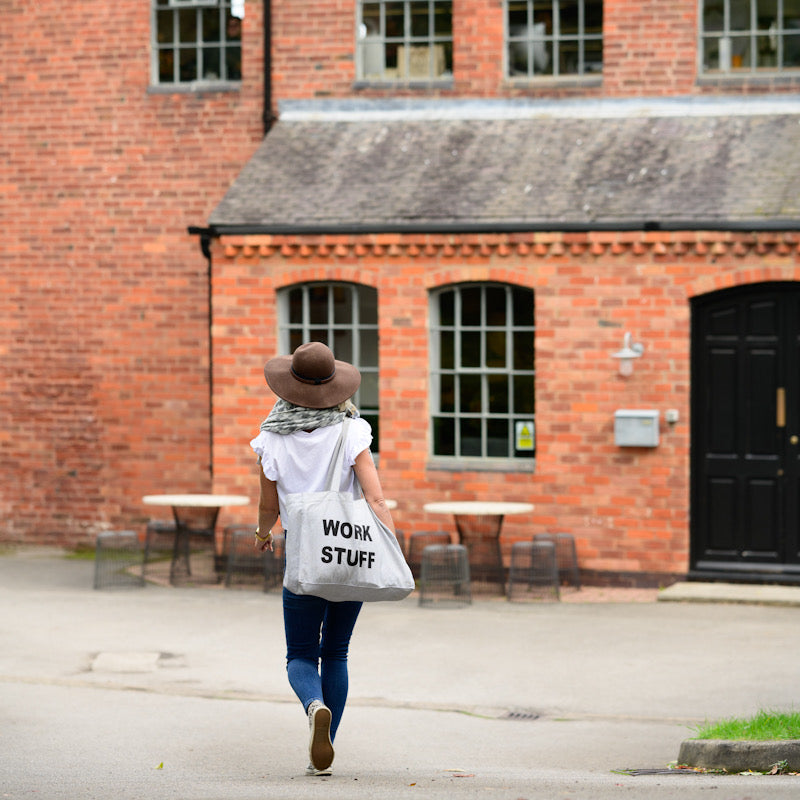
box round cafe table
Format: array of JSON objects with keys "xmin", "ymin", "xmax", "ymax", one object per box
[
  {"xmin": 143, "ymin": 494, "xmax": 250, "ymax": 585},
  {"xmin": 423, "ymin": 501, "xmax": 534, "ymax": 594}
]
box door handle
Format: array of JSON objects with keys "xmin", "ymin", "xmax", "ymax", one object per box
[{"xmin": 777, "ymin": 387, "xmax": 786, "ymax": 428}]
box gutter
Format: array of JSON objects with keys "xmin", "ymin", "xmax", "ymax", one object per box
[{"xmin": 191, "ymin": 218, "xmax": 800, "ymax": 237}]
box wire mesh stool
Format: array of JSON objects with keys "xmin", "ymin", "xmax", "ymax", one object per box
[
  {"xmin": 223, "ymin": 525, "xmax": 285, "ymax": 591},
  {"xmin": 406, "ymin": 531, "xmax": 452, "ymax": 578},
  {"xmin": 142, "ymin": 519, "xmax": 177, "ymax": 580},
  {"xmin": 169, "ymin": 506, "xmax": 220, "ymax": 586},
  {"xmin": 506, "ymin": 540, "xmax": 559, "ymax": 602},
  {"xmin": 533, "ymin": 532, "xmax": 581, "ymax": 589},
  {"xmin": 418, "ymin": 544, "xmax": 471, "ymax": 607},
  {"xmin": 94, "ymin": 530, "xmax": 145, "ymax": 590}
]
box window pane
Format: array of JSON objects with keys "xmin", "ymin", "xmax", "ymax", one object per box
[
  {"xmin": 461, "ymin": 287, "xmax": 481, "ymax": 326},
  {"xmin": 157, "ymin": 10, "xmax": 174, "ymax": 43},
  {"xmin": 308, "ymin": 286, "xmax": 328, "ymax": 324},
  {"xmin": 585, "ymin": 38, "xmax": 602, "ymax": 71},
  {"xmin": 730, "ymin": 35, "xmax": 750, "ymax": 66},
  {"xmin": 434, "ymin": 417, "xmax": 455, "ymax": 455},
  {"xmin": 487, "ymin": 418, "xmax": 508, "ymax": 457},
  {"xmin": 488, "ymin": 374, "xmax": 509, "ymax": 413},
  {"xmin": 704, "ymin": 0, "xmax": 725, "ymax": 31},
  {"xmin": 786, "ymin": 34, "xmax": 800, "ymax": 67},
  {"xmin": 288, "ymin": 288, "xmax": 303, "ymax": 324},
  {"xmin": 360, "ymin": 329, "xmax": 378, "ymax": 366},
  {"xmin": 309, "ymin": 328, "xmax": 328, "ymax": 344},
  {"xmin": 459, "ymin": 374, "xmax": 481, "ymax": 412},
  {"xmin": 508, "ymin": 2, "xmax": 528, "ymax": 29},
  {"xmin": 203, "ymin": 8, "xmax": 221, "ymax": 40},
  {"xmin": 386, "ymin": 2, "xmax": 405, "ymax": 37},
  {"xmin": 440, "ymin": 330, "xmax": 454, "ymax": 369},
  {"xmin": 486, "ymin": 330, "xmax": 506, "ymax": 368},
  {"xmin": 332, "ymin": 285, "xmax": 352, "ymax": 324},
  {"xmin": 363, "ymin": 2, "xmax": 381, "ymax": 33},
  {"xmin": 513, "ymin": 331, "xmax": 534, "ymax": 370},
  {"xmin": 439, "ymin": 290, "xmax": 455, "ymax": 326},
  {"xmin": 461, "ymin": 331, "xmax": 481, "ymax": 367},
  {"xmin": 178, "ymin": 9, "xmax": 197, "ymax": 42},
  {"xmin": 333, "ymin": 330, "xmax": 353, "ymax": 363},
  {"xmin": 514, "ymin": 374, "xmax": 535, "ymax": 415},
  {"xmin": 226, "ymin": 45, "xmax": 241, "ymax": 79},
  {"xmin": 410, "ymin": 1, "xmax": 430, "ymax": 36},
  {"xmin": 485, "ymin": 286, "xmax": 506, "ymax": 326},
  {"xmin": 460, "ymin": 418, "xmax": 482, "ymax": 457},
  {"xmin": 440, "ymin": 374, "xmax": 455, "ymax": 412},
  {"xmin": 513, "ymin": 287, "xmax": 534, "ymax": 326},
  {"xmin": 289, "ymin": 329, "xmax": 304, "ymax": 352},
  {"xmin": 730, "ymin": 0, "xmax": 752, "ymax": 31},
  {"xmin": 179, "ymin": 48, "xmax": 198, "ymax": 81},
  {"xmin": 359, "ymin": 286, "xmax": 378, "ymax": 324},
  {"xmin": 757, "ymin": 0, "xmax": 778, "ymax": 30},
  {"xmin": 586, "ymin": 0, "xmax": 603, "ymax": 31},
  {"xmin": 203, "ymin": 47, "xmax": 221, "ymax": 79},
  {"xmin": 560, "ymin": 0, "xmax": 580, "ymax": 36},
  {"xmin": 159, "ymin": 50, "xmax": 174, "ymax": 82},
  {"xmin": 434, "ymin": 1, "xmax": 452, "ymax": 35},
  {"xmin": 360, "ymin": 370, "xmax": 378, "ymax": 408}
]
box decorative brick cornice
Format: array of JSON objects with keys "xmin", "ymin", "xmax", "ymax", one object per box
[{"xmin": 218, "ymin": 231, "xmax": 800, "ymax": 260}]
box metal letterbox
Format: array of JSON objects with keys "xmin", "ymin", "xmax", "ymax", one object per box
[{"xmin": 614, "ymin": 409, "xmax": 660, "ymax": 447}]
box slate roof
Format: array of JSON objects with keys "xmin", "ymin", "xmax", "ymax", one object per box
[{"xmin": 209, "ymin": 98, "xmax": 800, "ymax": 232}]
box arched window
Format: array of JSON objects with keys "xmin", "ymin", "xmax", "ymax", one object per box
[
  {"xmin": 430, "ymin": 284, "xmax": 535, "ymax": 462},
  {"xmin": 278, "ymin": 283, "xmax": 380, "ymax": 449}
]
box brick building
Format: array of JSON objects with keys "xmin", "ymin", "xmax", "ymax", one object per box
[{"xmin": 3, "ymin": 1, "xmax": 800, "ymax": 585}]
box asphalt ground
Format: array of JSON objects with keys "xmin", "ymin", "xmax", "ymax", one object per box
[{"xmin": 1, "ymin": 547, "xmax": 799, "ymax": 799}]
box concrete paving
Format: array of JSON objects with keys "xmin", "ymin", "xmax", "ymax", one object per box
[{"xmin": 1, "ymin": 548, "xmax": 799, "ymax": 799}]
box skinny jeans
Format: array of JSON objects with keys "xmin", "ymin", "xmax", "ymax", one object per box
[{"xmin": 282, "ymin": 586, "xmax": 362, "ymax": 741}]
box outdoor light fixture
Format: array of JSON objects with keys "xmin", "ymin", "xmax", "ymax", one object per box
[{"xmin": 612, "ymin": 332, "xmax": 644, "ymax": 377}]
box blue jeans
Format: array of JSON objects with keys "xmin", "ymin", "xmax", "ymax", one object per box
[{"xmin": 282, "ymin": 587, "xmax": 362, "ymax": 741}]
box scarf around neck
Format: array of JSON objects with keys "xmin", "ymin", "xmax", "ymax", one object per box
[{"xmin": 259, "ymin": 398, "xmax": 358, "ymax": 435}]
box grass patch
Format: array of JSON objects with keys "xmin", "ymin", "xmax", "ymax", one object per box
[{"xmin": 693, "ymin": 709, "xmax": 800, "ymax": 741}]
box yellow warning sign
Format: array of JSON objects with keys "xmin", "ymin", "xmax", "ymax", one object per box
[{"xmin": 515, "ymin": 421, "xmax": 535, "ymax": 451}]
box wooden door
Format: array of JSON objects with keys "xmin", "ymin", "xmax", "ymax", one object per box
[{"xmin": 690, "ymin": 282, "xmax": 800, "ymax": 580}]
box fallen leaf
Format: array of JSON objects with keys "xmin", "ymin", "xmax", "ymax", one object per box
[{"xmin": 156, "ymin": 762, "xmax": 163, "ymax": 770}]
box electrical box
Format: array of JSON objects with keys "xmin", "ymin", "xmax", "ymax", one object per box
[{"xmin": 614, "ymin": 409, "xmax": 660, "ymax": 447}]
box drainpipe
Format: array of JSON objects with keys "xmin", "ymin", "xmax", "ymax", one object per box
[
  {"xmin": 263, "ymin": 0, "xmax": 273, "ymax": 134},
  {"xmin": 188, "ymin": 227, "xmax": 215, "ymax": 480}
]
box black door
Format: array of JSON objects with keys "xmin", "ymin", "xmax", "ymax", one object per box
[{"xmin": 691, "ymin": 282, "xmax": 800, "ymax": 581}]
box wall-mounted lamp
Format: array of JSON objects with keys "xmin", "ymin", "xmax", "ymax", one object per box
[{"xmin": 612, "ymin": 332, "xmax": 644, "ymax": 377}]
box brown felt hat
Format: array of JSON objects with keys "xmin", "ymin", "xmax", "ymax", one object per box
[{"xmin": 263, "ymin": 342, "xmax": 361, "ymax": 409}]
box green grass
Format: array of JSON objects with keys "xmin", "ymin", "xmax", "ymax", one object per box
[{"xmin": 693, "ymin": 710, "xmax": 800, "ymax": 741}]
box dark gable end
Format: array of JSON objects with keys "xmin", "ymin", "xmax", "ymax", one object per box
[{"xmin": 209, "ymin": 103, "xmax": 800, "ymax": 232}]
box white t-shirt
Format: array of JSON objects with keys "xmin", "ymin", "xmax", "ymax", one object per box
[{"xmin": 250, "ymin": 418, "xmax": 373, "ymax": 529}]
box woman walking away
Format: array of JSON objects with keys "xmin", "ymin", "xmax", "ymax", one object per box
[{"xmin": 250, "ymin": 342, "xmax": 397, "ymax": 777}]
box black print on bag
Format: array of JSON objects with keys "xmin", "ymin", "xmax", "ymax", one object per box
[
  {"xmin": 321, "ymin": 545, "xmax": 376, "ymax": 568},
  {"xmin": 322, "ymin": 518, "xmax": 373, "ymax": 541}
]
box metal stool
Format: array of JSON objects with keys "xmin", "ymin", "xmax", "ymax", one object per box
[
  {"xmin": 223, "ymin": 526, "xmax": 285, "ymax": 591},
  {"xmin": 533, "ymin": 532, "xmax": 581, "ymax": 588},
  {"xmin": 94, "ymin": 531, "xmax": 145, "ymax": 590},
  {"xmin": 507, "ymin": 540, "xmax": 559, "ymax": 602},
  {"xmin": 419, "ymin": 544, "xmax": 471, "ymax": 607},
  {"xmin": 406, "ymin": 531, "xmax": 452, "ymax": 578},
  {"xmin": 142, "ymin": 519, "xmax": 177, "ymax": 579}
]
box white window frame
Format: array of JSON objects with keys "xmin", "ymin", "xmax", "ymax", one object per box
[
  {"xmin": 430, "ymin": 284, "xmax": 536, "ymax": 464},
  {"xmin": 151, "ymin": 0, "xmax": 242, "ymax": 87},
  {"xmin": 356, "ymin": 1, "xmax": 453, "ymax": 82},
  {"xmin": 277, "ymin": 282, "xmax": 380, "ymax": 450},
  {"xmin": 505, "ymin": 0, "xmax": 604, "ymax": 79},
  {"xmin": 699, "ymin": 0, "xmax": 800, "ymax": 74}
]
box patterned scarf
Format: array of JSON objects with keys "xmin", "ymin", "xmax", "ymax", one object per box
[{"xmin": 259, "ymin": 398, "xmax": 358, "ymax": 435}]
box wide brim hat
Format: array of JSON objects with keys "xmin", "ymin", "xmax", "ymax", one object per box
[{"xmin": 264, "ymin": 342, "xmax": 361, "ymax": 409}]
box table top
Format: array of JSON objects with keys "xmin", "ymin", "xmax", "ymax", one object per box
[
  {"xmin": 142, "ymin": 494, "xmax": 250, "ymax": 508},
  {"xmin": 423, "ymin": 501, "xmax": 534, "ymax": 516}
]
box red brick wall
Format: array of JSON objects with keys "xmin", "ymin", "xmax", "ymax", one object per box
[
  {"xmin": 1, "ymin": 0, "xmax": 264, "ymax": 545},
  {"xmin": 211, "ymin": 232, "xmax": 800, "ymax": 583},
  {"xmin": 269, "ymin": 0, "xmax": 800, "ymax": 106}
]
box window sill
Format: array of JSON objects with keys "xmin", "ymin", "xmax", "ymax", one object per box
[
  {"xmin": 427, "ymin": 456, "xmax": 536, "ymax": 474},
  {"xmin": 353, "ymin": 79, "xmax": 455, "ymax": 90},
  {"xmin": 504, "ymin": 75, "xmax": 602, "ymax": 89},
  {"xmin": 697, "ymin": 71, "xmax": 800, "ymax": 86},
  {"xmin": 147, "ymin": 81, "xmax": 242, "ymax": 95}
]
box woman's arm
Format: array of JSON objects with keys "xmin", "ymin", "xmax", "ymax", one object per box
[
  {"xmin": 256, "ymin": 467, "xmax": 280, "ymax": 552},
  {"xmin": 353, "ymin": 449, "xmax": 396, "ymax": 536}
]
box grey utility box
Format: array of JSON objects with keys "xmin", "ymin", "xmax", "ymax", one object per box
[{"xmin": 614, "ymin": 409, "xmax": 660, "ymax": 447}]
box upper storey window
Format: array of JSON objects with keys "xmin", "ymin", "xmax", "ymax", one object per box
[
  {"xmin": 357, "ymin": 1, "xmax": 453, "ymax": 82},
  {"xmin": 506, "ymin": 1, "xmax": 603, "ymax": 79},
  {"xmin": 700, "ymin": 0, "xmax": 800, "ymax": 74},
  {"xmin": 152, "ymin": 0, "xmax": 242, "ymax": 86}
]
